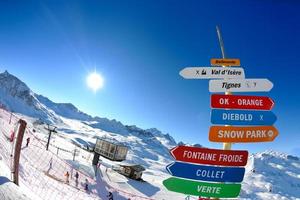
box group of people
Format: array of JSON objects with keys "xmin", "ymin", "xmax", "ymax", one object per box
[
  {"xmin": 64, "ymin": 172, "xmax": 115, "ymax": 199},
  {"xmin": 64, "ymin": 171, "xmax": 89, "ymax": 191}
]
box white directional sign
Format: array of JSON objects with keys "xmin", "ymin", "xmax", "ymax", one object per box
[
  {"xmin": 179, "ymin": 67, "xmax": 245, "ymax": 79},
  {"xmin": 209, "ymin": 79, "xmax": 273, "ymax": 93}
]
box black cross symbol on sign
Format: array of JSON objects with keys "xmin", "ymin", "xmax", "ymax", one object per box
[
  {"xmin": 246, "ymin": 81, "xmax": 251, "ymax": 88},
  {"xmin": 196, "ymin": 70, "xmax": 200, "ymax": 75},
  {"xmin": 260, "ymin": 115, "xmax": 264, "ymax": 120}
]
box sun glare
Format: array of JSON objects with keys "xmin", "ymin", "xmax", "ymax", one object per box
[{"xmin": 86, "ymin": 72, "xmax": 104, "ymax": 92}]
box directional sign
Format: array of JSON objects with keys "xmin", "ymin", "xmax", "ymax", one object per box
[
  {"xmin": 209, "ymin": 79, "xmax": 273, "ymax": 93},
  {"xmin": 179, "ymin": 67, "xmax": 245, "ymax": 79},
  {"xmin": 209, "ymin": 126, "xmax": 279, "ymax": 143},
  {"xmin": 211, "ymin": 109, "xmax": 277, "ymax": 125},
  {"xmin": 167, "ymin": 162, "xmax": 245, "ymax": 182},
  {"xmin": 170, "ymin": 146, "xmax": 248, "ymax": 166},
  {"xmin": 211, "ymin": 58, "xmax": 241, "ymax": 66},
  {"xmin": 163, "ymin": 177, "xmax": 241, "ymax": 198},
  {"xmin": 211, "ymin": 94, "xmax": 275, "ymax": 110}
]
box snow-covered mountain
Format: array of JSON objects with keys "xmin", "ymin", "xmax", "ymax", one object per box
[
  {"xmin": 0, "ymin": 71, "xmax": 60, "ymax": 124},
  {"xmin": 36, "ymin": 94, "xmax": 92, "ymax": 121},
  {"xmin": 0, "ymin": 70, "xmax": 177, "ymax": 151}
]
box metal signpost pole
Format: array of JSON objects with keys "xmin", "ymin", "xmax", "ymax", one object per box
[
  {"xmin": 215, "ymin": 25, "xmax": 231, "ymax": 200},
  {"xmin": 216, "ymin": 25, "xmax": 232, "ymax": 151}
]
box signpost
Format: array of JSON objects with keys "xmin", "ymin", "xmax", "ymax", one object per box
[
  {"xmin": 163, "ymin": 177, "xmax": 241, "ymax": 198},
  {"xmin": 164, "ymin": 26, "xmax": 278, "ymax": 200},
  {"xmin": 167, "ymin": 162, "xmax": 245, "ymax": 182},
  {"xmin": 211, "ymin": 109, "xmax": 277, "ymax": 125},
  {"xmin": 211, "ymin": 94, "xmax": 274, "ymax": 110},
  {"xmin": 209, "ymin": 79, "xmax": 273, "ymax": 93},
  {"xmin": 170, "ymin": 146, "xmax": 248, "ymax": 166},
  {"xmin": 179, "ymin": 67, "xmax": 245, "ymax": 79},
  {"xmin": 211, "ymin": 58, "xmax": 240, "ymax": 66},
  {"xmin": 209, "ymin": 126, "xmax": 279, "ymax": 143}
]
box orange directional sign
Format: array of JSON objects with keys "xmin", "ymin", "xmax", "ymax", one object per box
[
  {"xmin": 209, "ymin": 126, "xmax": 279, "ymax": 143},
  {"xmin": 211, "ymin": 58, "xmax": 240, "ymax": 66}
]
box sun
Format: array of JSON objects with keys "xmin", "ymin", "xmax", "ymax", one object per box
[{"xmin": 86, "ymin": 72, "xmax": 104, "ymax": 92}]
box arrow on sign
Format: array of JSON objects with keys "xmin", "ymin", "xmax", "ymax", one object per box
[
  {"xmin": 163, "ymin": 177, "xmax": 241, "ymax": 198},
  {"xmin": 211, "ymin": 94, "xmax": 275, "ymax": 110},
  {"xmin": 166, "ymin": 162, "xmax": 245, "ymax": 182},
  {"xmin": 170, "ymin": 146, "xmax": 248, "ymax": 166},
  {"xmin": 209, "ymin": 79, "xmax": 273, "ymax": 93},
  {"xmin": 179, "ymin": 67, "xmax": 245, "ymax": 79},
  {"xmin": 211, "ymin": 109, "xmax": 277, "ymax": 125},
  {"xmin": 209, "ymin": 126, "xmax": 279, "ymax": 143}
]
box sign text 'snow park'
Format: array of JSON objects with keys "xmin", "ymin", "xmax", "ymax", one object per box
[{"xmin": 209, "ymin": 126, "xmax": 279, "ymax": 143}]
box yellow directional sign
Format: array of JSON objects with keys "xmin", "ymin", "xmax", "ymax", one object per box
[{"xmin": 211, "ymin": 58, "xmax": 240, "ymax": 66}]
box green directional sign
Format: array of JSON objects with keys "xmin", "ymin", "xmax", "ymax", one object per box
[{"xmin": 163, "ymin": 177, "xmax": 241, "ymax": 198}]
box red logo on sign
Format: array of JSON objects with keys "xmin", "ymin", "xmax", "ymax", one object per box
[{"xmin": 211, "ymin": 94, "xmax": 274, "ymax": 110}]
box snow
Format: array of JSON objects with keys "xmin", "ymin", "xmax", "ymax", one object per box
[
  {"xmin": 0, "ymin": 157, "xmax": 36, "ymax": 200},
  {"xmin": 2, "ymin": 109, "xmax": 299, "ymax": 200},
  {"xmin": 242, "ymin": 151, "xmax": 300, "ymax": 199}
]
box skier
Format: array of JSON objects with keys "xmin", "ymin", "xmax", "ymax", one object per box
[
  {"xmin": 97, "ymin": 161, "xmax": 101, "ymax": 168},
  {"xmin": 75, "ymin": 171, "xmax": 79, "ymax": 187},
  {"xmin": 268, "ymin": 184, "xmax": 273, "ymax": 192},
  {"xmin": 9, "ymin": 131, "xmax": 15, "ymax": 142},
  {"xmin": 84, "ymin": 178, "xmax": 89, "ymax": 191},
  {"xmin": 47, "ymin": 157, "xmax": 53, "ymax": 174},
  {"xmin": 26, "ymin": 137, "xmax": 30, "ymax": 147},
  {"xmin": 49, "ymin": 158, "xmax": 53, "ymax": 169},
  {"xmin": 107, "ymin": 192, "xmax": 113, "ymax": 200},
  {"xmin": 65, "ymin": 171, "xmax": 70, "ymax": 184}
]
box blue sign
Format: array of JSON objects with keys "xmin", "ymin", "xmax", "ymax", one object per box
[
  {"xmin": 211, "ymin": 109, "xmax": 277, "ymax": 125},
  {"xmin": 166, "ymin": 162, "xmax": 245, "ymax": 183}
]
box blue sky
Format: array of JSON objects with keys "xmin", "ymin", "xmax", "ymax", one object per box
[{"xmin": 0, "ymin": 0, "xmax": 299, "ymax": 156}]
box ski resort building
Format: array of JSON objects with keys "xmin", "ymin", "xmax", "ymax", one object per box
[
  {"xmin": 115, "ymin": 162, "xmax": 146, "ymax": 180},
  {"xmin": 94, "ymin": 138, "xmax": 128, "ymax": 161}
]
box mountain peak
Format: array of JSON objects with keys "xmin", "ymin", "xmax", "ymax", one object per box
[
  {"xmin": 3, "ymin": 70, "xmax": 9, "ymax": 75},
  {"xmin": 0, "ymin": 71, "xmax": 61, "ymax": 124}
]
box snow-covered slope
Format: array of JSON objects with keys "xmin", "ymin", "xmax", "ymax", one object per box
[
  {"xmin": 36, "ymin": 94, "xmax": 92, "ymax": 121},
  {"xmin": 242, "ymin": 150, "xmax": 300, "ymax": 199}
]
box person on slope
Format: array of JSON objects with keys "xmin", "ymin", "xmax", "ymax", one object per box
[
  {"xmin": 9, "ymin": 131, "xmax": 15, "ymax": 142},
  {"xmin": 26, "ymin": 137, "xmax": 30, "ymax": 147},
  {"xmin": 49, "ymin": 158, "xmax": 53, "ymax": 169},
  {"xmin": 75, "ymin": 171, "xmax": 79, "ymax": 187},
  {"xmin": 84, "ymin": 178, "xmax": 89, "ymax": 191},
  {"xmin": 46, "ymin": 158, "xmax": 53, "ymax": 174},
  {"xmin": 107, "ymin": 192, "xmax": 113, "ymax": 200},
  {"xmin": 64, "ymin": 171, "xmax": 70, "ymax": 184}
]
